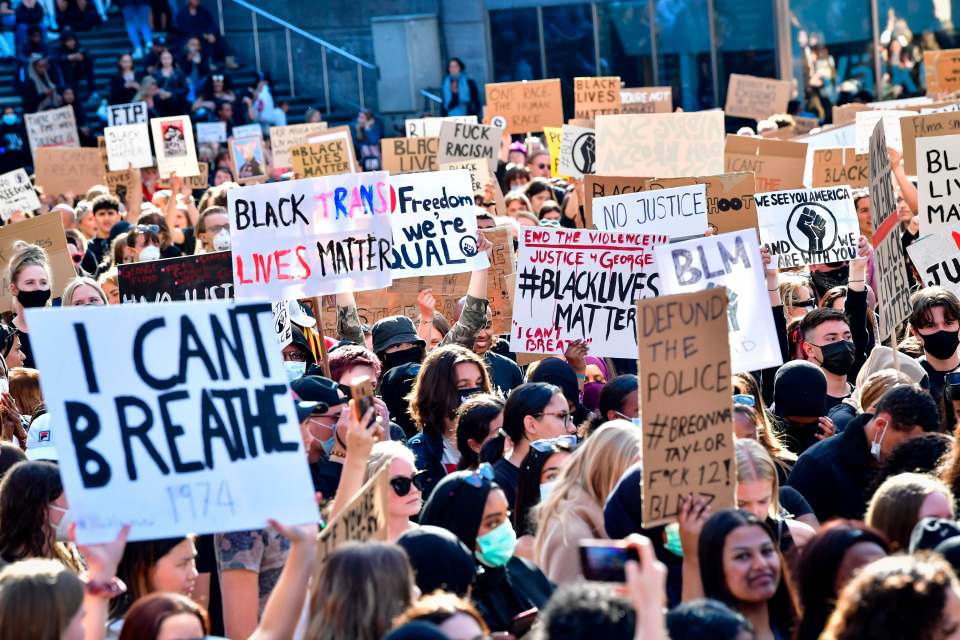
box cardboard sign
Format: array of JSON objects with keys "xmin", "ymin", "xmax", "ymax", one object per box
[
  {"xmin": 381, "ymin": 137, "xmax": 439, "ymax": 174},
  {"xmin": 654, "ymin": 230, "xmax": 783, "ymax": 374},
  {"xmin": 437, "ymin": 121, "xmax": 501, "ymax": 172},
  {"xmin": 620, "ymin": 87, "xmax": 672, "ymax": 114},
  {"xmin": 24, "ymin": 106, "xmax": 80, "ymax": 157},
  {"xmin": 0, "ymin": 214, "xmax": 73, "ymax": 312},
  {"xmin": 875, "ymin": 224, "xmax": 912, "ymax": 339},
  {"xmin": 907, "ymin": 231, "xmax": 960, "ymax": 296},
  {"xmin": 583, "ymin": 176, "xmax": 651, "ymax": 229},
  {"xmin": 27, "ymin": 301, "xmax": 318, "ymax": 543},
  {"xmin": 35, "ymin": 147, "xmax": 105, "ymax": 197},
  {"xmin": 925, "ymin": 49, "xmax": 960, "ymax": 96},
  {"xmin": 118, "ymin": 251, "xmax": 234, "ymax": 303},
  {"xmin": 104, "ymin": 123, "xmax": 153, "ymax": 171},
  {"xmin": 543, "ymin": 127, "xmax": 564, "ymax": 178},
  {"xmin": 387, "ymin": 170, "xmax": 489, "ymax": 278},
  {"xmin": 637, "ymin": 286, "xmax": 735, "ymax": 528},
  {"xmin": 917, "ymin": 134, "xmax": 960, "ymax": 236},
  {"xmin": 900, "ymin": 110, "xmax": 960, "ymax": 175},
  {"xmin": 156, "ymin": 163, "xmax": 209, "ymax": 191},
  {"xmin": 482, "ymin": 224, "xmax": 516, "ymax": 334},
  {"xmin": 228, "ymin": 171, "xmax": 393, "ymax": 300},
  {"xmin": 308, "ymin": 126, "xmax": 358, "ymax": 174},
  {"xmin": 921, "ymin": 102, "xmax": 960, "ymax": 115},
  {"xmin": 484, "ymin": 79, "xmax": 563, "ymax": 135},
  {"xmin": 646, "ymin": 173, "xmax": 759, "ymax": 236},
  {"xmin": 229, "ymin": 135, "xmax": 269, "ymax": 184},
  {"xmin": 558, "ymin": 125, "xmax": 596, "ymax": 179},
  {"xmin": 869, "ymin": 121, "xmax": 897, "ymax": 230},
  {"xmin": 593, "ymin": 183, "xmax": 708, "ymax": 239},
  {"xmin": 439, "ymin": 159, "xmax": 486, "ymax": 197},
  {"xmin": 269, "ymin": 122, "xmax": 329, "ymax": 168},
  {"xmin": 854, "ymin": 109, "xmax": 910, "ymax": 154},
  {"xmin": 724, "ymin": 135, "xmax": 807, "ymax": 192},
  {"xmin": 595, "ymin": 112, "xmax": 725, "ymax": 177},
  {"xmin": 97, "ymin": 135, "xmax": 139, "ymax": 202},
  {"xmin": 196, "ymin": 122, "xmax": 227, "ymax": 144},
  {"xmin": 724, "ymin": 74, "xmax": 792, "ymax": 121},
  {"xmin": 405, "ymin": 116, "xmax": 477, "ymax": 138},
  {"xmin": 510, "ymin": 227, "xmax": 663, "ymax": 358},
  {"xmin": 574, "ymin": 76, "xmax": 622, "ymax": 120},
  {"xmin": 0, "ymin": 168, "xmax": 41, "ymax": 221},
  {"xmin": 812, "ymin": 148, "xmax": 869, "ymax": 188},
  {"xmin": 317, "ymin": 466, "xmax": 389, "ymax": 561},
  {"xmin": 290, "ymin": 140, "xmax": 352, "ymax": 179},
  {"xmin": 757, "ymin": 186, "xmax": 860, "ymax": 267},
  {"xmin": 106, "ymin": 101, "xmax": 148, "ymax": 127},
  {"xmin": 833, "ymin": 103, "xmax": 870, "ymax": 126},
  {"xmin": 151, "ymin": 115, "xmax": 200, "ymax": 178}
]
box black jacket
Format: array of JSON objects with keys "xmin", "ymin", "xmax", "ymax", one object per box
[
  {"xmin": 787, "ymin": 412, "xmax": 876, "ymax": 522},
  {"xmin": 472, "ymin": 557, "xmax": 553, "ymax": 633},
  {"xmin": 407, "ymin": 428, "xmax": 446, "ymax": 502}
]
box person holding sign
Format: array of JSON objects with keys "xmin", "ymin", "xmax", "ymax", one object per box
[{"xmin": 7, "ymin": 241, "xmax": 52, "ymax": 369}]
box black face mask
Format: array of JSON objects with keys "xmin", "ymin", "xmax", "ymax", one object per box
[
  {"xmin": 16, "ymin": 288, "xmax": 50, "ymax": 309},
  {"xmin": 383, "ymin": 346, "xmax": 422, "ymax": 373},
  {"xmin": 810, "ymin": 265, "xmax": 850, "ymax": 300},
  {"xmin": 816, "ymin": 340, "xmax": 856, "ymax": 376},
  {"xmin": 922, "ymin": 329, "xmax": 960, "ymax": 361}
]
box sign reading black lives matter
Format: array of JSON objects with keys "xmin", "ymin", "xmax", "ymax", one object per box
[
  {"xmin": 756, "ymin": 186, "xmax": 860, "ymax": 269},
  {"xmin": 917, "ymin": 133, "xmax": 960, "ymax": 237},
  {"xmin": 26, "ymin": 302, "xmax": 319, "ymax": 543},
  {"xmin": 558, "ymin": 124, "xmax": 596, "ymax": 180},
  {"xmin": 868, "ymin": 120, "xmax": 897, "ymax": 230}
]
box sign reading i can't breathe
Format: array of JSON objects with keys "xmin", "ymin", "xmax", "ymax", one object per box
[
  {"xmin": 756, "ymin": 186, "xmax": 860, "ymax": 268},
  {"xmin": 26, "ymin": 301, "xmax": 319, "ymax": 543}
]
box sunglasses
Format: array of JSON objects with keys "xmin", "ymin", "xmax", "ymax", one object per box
[
  {"xmin": 530, "ymin": 434, "xmax": 578, "ymax": 453},
  {"xmin": 463, "ymin": 462, "xmax": 495, "ymax": 488},
  {"xmin": 536, "ymin": 410, "xmax": 572, "ymax": 425},
  {"xmin": 791, "ymin": 299, "xmax": 816, "ymax": 309},
  {"xmin": 134, "ymin": 224, "xmax": 160, "ymax": 234},
  {"xmin": 390, "ymin": 470, "xmax": 428, "ymax": 497},
  {"xmin": 733, "ymin": 393, "xmax": 756, "ymax": 407},
  {"xmin": 536, "ymin": 163, "xmax": 549, "ymax": 169}
]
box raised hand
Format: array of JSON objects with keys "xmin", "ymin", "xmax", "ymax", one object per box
[{"xmin": 797, "ymin": 207, "xmax": 827, "ymax": 254}]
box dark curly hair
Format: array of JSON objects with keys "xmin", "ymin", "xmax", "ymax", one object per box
[
  {"xmin": 406, "ymin": 345, "xmax": 492, "ymax": 440},
  {"xmin": 869, "ymin": 432, "xmax": 952, "ymax": 496},
  {"xmin": 0, "ymin": 461, "xmax": 62, "ymax": 563},
  {"xmin": 822, "ymin": 553, "xmax": 956, "ymax": 640}
]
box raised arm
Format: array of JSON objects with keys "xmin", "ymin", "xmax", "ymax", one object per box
[
  {"xmin": 335, "ymin": 292, "xmax": 365, "ymax": 346},
  {"xmin": 439, "ymin": 235, "xmax": 491, "ymax": 349},
  {"xmin": 247, "ymin": 521, "xmax": 318, "ymax": 640}
]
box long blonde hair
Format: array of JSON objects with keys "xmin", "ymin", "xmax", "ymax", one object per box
[
  {"xmin": 0, "ymin": 558, "xmax": 83, "ymax": 640},
  {"xmin": 866, "ymin": 473, "xmax": 955, "ymax": 552},
  {"xmin": 735, "ymin": 438, "xmax": 781, "ymax": 518},
  {"xmin": 533, "ymin": 421, "xmax": 641, "ymax": 560}
]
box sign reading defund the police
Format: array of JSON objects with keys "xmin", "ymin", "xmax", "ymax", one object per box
[
  {"xmin": 387, "ymin": 170, "xmax": 489, "ymax": 278},
  {"xmin": 756, "ymin": 186, "xmax": 860, "ymax": 269},
  {"xmin": 654, "ymin": 230, "xmax": 782, "ymax": 375},
  {"xmin": 228, "ymin": 172, "xmax": 394, "ymax": 301},
  {"xmin": 26, "ymin": 301, "xmax": 318, "ymax": 543}
]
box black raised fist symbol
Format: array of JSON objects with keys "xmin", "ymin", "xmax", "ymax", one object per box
[{"xmin": 796, "ymin": 207, "xmax": 827, "ymax": 254}]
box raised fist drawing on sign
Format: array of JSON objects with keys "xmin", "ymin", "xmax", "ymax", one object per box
[{"xmin": 796, "ymin": 207, "xmax": 827, "ymax": 254}]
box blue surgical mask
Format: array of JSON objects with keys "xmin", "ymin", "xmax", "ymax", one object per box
[
  {"xmin": 2, "ymin": 114, "xmax": 17, "ymax": 126},
  {"xmin": 539, "ymin": 481, "xmax": 555, "ymax": 502},
  {"xmin": 664, "ymin": 522, "xmax": 683, "ymax": 557},
  {"xmin": 475, "ymin": 520, "xmax": 516, "ymax": 568},
  {"xmin": 284, "ymin": 360, "xmax": 306, "ymax": 382},
  {"xmin": 321, "ymin": 434, "xmax": 336, "ymax": 456}
]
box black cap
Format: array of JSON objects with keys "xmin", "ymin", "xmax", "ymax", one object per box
[
  {"xmin": 371, "ymin": 315, "xmax": 424, "ymax": 355},
  {"xmin": 290, "ymin": 375, "xmax": 347, "ymax": 409},
  {"xmin": 772, "ymin": 360, "xmax": 827, "ymax": 418}
]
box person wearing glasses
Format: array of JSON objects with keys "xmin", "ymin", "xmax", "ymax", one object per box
[
  {"xmin": 364, "ymin": 441, "xmax": 425, "ymax": 541},
  {"xmin": 195, "ymin": 205, "xmax": 231, "ymax": 254},
  {"xmin": 513, "ymin": 435, "xmax": 575, "ymax": 560},
  {"xmin": 420, "ymin": 464, "xmax": 553, "ymax": 633},
  {"xmin": 526, "ymin": 150, "xmax": 551, "ymax": 179},
  {"xmin": 122, "ymin": 224, "xmax": 162, "ymax": 263},
  {"xmin": 534, "ymin": 421, "xmax": 642, "ymax": 585},
  {"xmin": 485, "ymin": 382, "xmax": 574, "ymax": 510},
  {"xmin": 778, "ymin": 274, "xmax": 817, "ymax": 322}
]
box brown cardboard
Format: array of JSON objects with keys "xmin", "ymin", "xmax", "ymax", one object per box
[
  {"xmin": 381, "ymin": 137, "xmax": 439, "ymax": 174},
  {"xmin": 583, "ymin": 175, "xmax": 652, "ymax": 228},
  {"xmin": 481, "ymin": 225, "xmax": 515, "ymax": 334},
  {"xmin": 484, "ymin": 79, "xmax": 564, "ymax": 134},
  {"xmin": 646, "ymin": 172, "xmax": 759, "ymax": 236},
  {"xmin": 925, "ymin": 49, "xmax": 960, "ymax": 96},
  {"xmin": 620, "ymin": 87, "xmax": 673, "ymax": 114},
  {"xmin": 574, "ymin": 76, "xmax": 622, "ymax": 120},
  {"xmin": 724, "ymin": 74, "xmax": 792, "ymax": 121},
  {"xmin": 0, "ymin": 213, "xmax": 73, "ymax": 312},
  {"xmin": 291, "ymin": 139, "xmax": 352, "ymax": 178},
  {"xmin": 269, "ymin": 122, "xmax": 328, "ymax": 168},
  {"xmin": 724, "ymin": 135, "xmax": 807, "ymax": 192},
  {"xmin": 34, "ymin": 147, "xmax": 106, "ymax": 198},
  {"xmin": 833, "ymin": 103, "xmax": 870, "ymax": 126},
  {"xmin": 900, "ymin": 110, "xmax": 960, "ymax": 175},
  {"xmin": 316, "ymin": 466, "xmax": 389, "ymax": 562},
  {"xmin": 637, "ymin": 286, "xmax": 735, "ymax": 528},
  {"xmin": 812, "ymin": 148, "xmax": 869, "ymax": 188}
]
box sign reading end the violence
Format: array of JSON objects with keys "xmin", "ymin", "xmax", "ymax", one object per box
[
  {"xmin": 27, "ymin": 301, "xmax": 319, "ymax": 543},
  {"xmin": 637, "ymin": 287, "xmax": 735, "ymax": 528}
]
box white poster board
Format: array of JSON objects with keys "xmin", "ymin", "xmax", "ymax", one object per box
[
  {"xmin": 150, "ymin": 115, "xmax": 200, "ymax": 178},
  {"xmin": 558, "ymin": 124, "xmax": 596, "ymax": 179},
  {"xmin": 106, "ymin": 101, "xmax": 148, "ymax": 127},
  {"xmin": 593, "ymin": 183, "xmax": 708, "ymax": 239},
  {"xmin": 0, "ymin": 168, "xmax": 41, "ymax": 221},
  {"xmin": 917, "ymin": 134, "xmax": 960, "ymax": 236},
  {"xmin": 854, "ymin": 109, "xmax": 910, "ymax": 154},
  {"xmin": 24, "ymin": 106, "xmax": 80, "ymax": 156},
  {"xmin": 907, "ymin": 231, "xmax": 960, "ymax": 296},
  {"xmin": 405, "ymin": 115, "xmax": 477, "ymax": 138},
  {"xmin": 104, "ymin": 123, "xmax": 153, "ymax": 171},
  {"xmin": 196, "ymin": 122, "xmax": 227, "ymax": 144}
]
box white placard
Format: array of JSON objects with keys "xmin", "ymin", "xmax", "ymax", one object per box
[
  {"xmin": 0, "ymin": 168, "xmax": 41, "ymax": 221},
  {"xmin": 854, "ymin": 109, "xmax": 910, "ymax": 154},
  {"xmin": 593, "ymin": 183, "xmax": 708, "ymax": 239},
  {"xmin": 272, "ymin": 300, "xmax": 292, "ymax": 347},
  {"xmin": 26, "ymin": 301, "xmax": 319, "ymax": 543},
  {"xmin": 232, "ymin": 123, "xmax": 263, "ymax": 139},
  {"xmin": 150, "ymin": 115, "xmax": 200, "ymax": 178},
  {"xmin": 24, "ymin": 106, "xmax": 80, "ymax": 156},
  {"xmin": 405, "ymin": 115, "xmax": 477, "ymax": 138},
  {"xmin": 558, "ymin": 124, "xmax": 596, "ymax": 179},
  {"xmin": 917, "ymin": 134, "xmax": 960, "ymax": 236},
  {"xmin": 106, "ymin": 101, "xmax": 148, "ymax": 127},
  {"xmin": 196, "ymin": 122, "xmax": 227, "ymax": 144},
  {"xmin": 104, "ymin": 123, "xmax": 153, "ymax": 171},
  {"xmin": 654, "ymin": 230, "xmax": 783, "ymax": 374},
  {"xmin": 756, "ymin": 186, "xmax": 860, "ymax": 268},
  {"xmin": 907, "ymin": 231, "xmax": 960, "ymax": 296}
]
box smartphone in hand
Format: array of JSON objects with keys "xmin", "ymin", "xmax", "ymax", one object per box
[{"xmin": 579, "ymin": 539, "xmax": 639, "ymax": 583}]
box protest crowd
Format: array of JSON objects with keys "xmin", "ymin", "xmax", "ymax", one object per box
[{"xmin": 11, "ymin": 2, "xmax": 960, "ymax": 640}]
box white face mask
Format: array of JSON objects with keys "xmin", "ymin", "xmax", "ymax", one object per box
[
  {"xmin": 284, "ymin": 360, "xmax": 306, "ymax": 382},
  {"xmin": 49, "ymin": 504, "xmax": 73, "ymax": 542},
  {"xmin": 539, "ymin": 481, "xmax": 556, "ymax": 502},
  {"xmin": 138, "ymin": 245, "xmax": 161, "ymax": 262},
  {"xmin": 871, "ymin": 421, "xmax": 887, "ymax": 460},
  {"xmin": 213, "ymin": 228, "xmax": 231, "ymax": 251}
]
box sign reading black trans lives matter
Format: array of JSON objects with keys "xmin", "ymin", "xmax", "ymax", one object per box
[
  {"xmin": 26, "ymin": 301, "xmax": 319, "ymax": 543},
  {"xmin": 756, "ymin": 186, "xmax": 860, "ymax": 269}
]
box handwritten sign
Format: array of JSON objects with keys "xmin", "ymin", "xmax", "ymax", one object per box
[
  {"xmin": 654, "ymin": 230, "xmax": 782, "ymax": 374},
  {"xmin": 405, "ymin": 116, "xmax": 477, "ymax": 138},
  {"xmin": 583, "ymin": 176, "xmax": 651, "ymax": 229},
  {"xmin": 620, "ymin": 87, "xmax": 672, "ymax": 114},
  {"xmin": 854, "ymin": 109, "xmax": 910, "ymax": 154},
  {"xmin": 317, "ymin": 466, "xmax": 388, "ymax": 561},
  {"xmin": 484, "ymin": 79, "xmax": 563, "ymax": 135},
  {"xmin": 638, "ymin": 286, "xmax": 735, "ymax": 528},
  {"xmin": 228, "ymin": 171, "xmax": 393, "ymax": 300},
  {"xmin": 595, "ymin": 111, "xmax": 725, "ymax": 177},
  {"xmin": 439, "ymin": 159, "xmax": 486, "ymax": 197},
  {"xmin": 543, "ymin": 126, "xmax": 563, "ymax": 177},
  {"xmin": 900, "ymin": 110, "xmax": 960, "ymax": 175},
  {"xmin": 308, "ymin": 126, "xmax": 358, "ymax": 173},
  {"xmin": 0, "ymin": 169, "xmax": 40, "ymax": 221},
  {"xmin": 269, "ymin": 122, "xmax": 329, "ymax": 168},
  {"xmin": 556, "ymin": 124, "xmax": 595, "ymax": 180},
  {"xmin": 724, "ymin": 135, "xmax": 807, "ymax": 192},
  {"xmin": 437, "ymin": 121, "xmax": 501, "ymax": 172},
  {"xmin": 574, "ymin": 76, "xmax": 622, "ymax": 120},
  {"xmin": 35, "ymin": 147, "xmax": 105, "ymax": 197},
  {"xmin": 869, "ymin": 120, "xmax": 897, "ymax": 230},
  {"xmin": 907, "ymin": 231, "xmax": 960, "ymax": 296},
  {"xmin": 875, "ymin": 225, "xmax": 912, "ymax": 339},
  {"xmin": 724, "ymin": 74, "xmax": 791, "ymax": 121},
  {"xmin": 24, "ymin": 106, "xmax": 79, "ymax": 157},
  {"xmin": 917, "ymin": 134, "xmax": 960, "ymax": 236},
  {"xmin": 196, "ymin": 122, "xmax": 227, "ymax": 144},
  {"xmin": 104, "ymin": 123, "xmax": 153, "ymax": 171},
  {"xmin": 150, "ymin": 115, "xmax": 199, "ymax": 178},
  {"xmin": 812, "ymin": 148, "xmax": 869, "ymax": 188},
  {"xmin": 510, "ymin": 227, "xmax": 663, "ymax": 358},
  {"xmin": 387, "ymin": 169, "xmax": 489, "ymax": 278},
  {"xmin": 757, "ymin": 186, "xmax": 860, "ymax": 268},
  {"xmin": 594, "ymin": 183, "xmax": 708, "ymax": 239},
  {"xmin": 26, "ymin": 301, "xmax": 318, "ymax": 544},
  {"xmin": 925, "ymin": 49, "xmax": 960, "ymax": 96},
  {"xmin": 106, "ymin": 101, "xmax": 148, "ymax": 127},
  {"xmin": 118, "ymin": 251, "xmax": 234, "ymax": 303},
  {"xmin": 382, "ymin": 137, "xmax": 439, "ymax": 174},
  {"xmin": 231, "ymin": 123, "xmax": 262, "ymax": 139},
  {"xmin": 291, "ymin": 139, "xmax": 352, "ymax": 179},
  {"xmin": 646, "ymin": 172, "xmax": 759, "ymax": 236}
]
